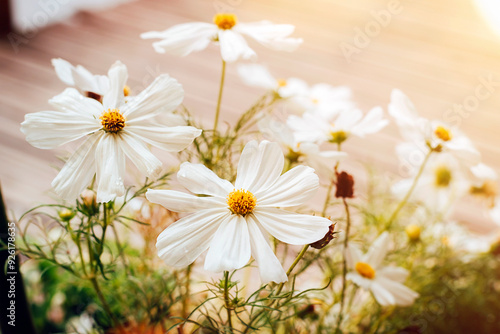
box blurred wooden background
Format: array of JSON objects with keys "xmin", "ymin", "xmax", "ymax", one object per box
[{"xmin": 1, "ymin": 0, "xmax": 499, "ymax": 232}]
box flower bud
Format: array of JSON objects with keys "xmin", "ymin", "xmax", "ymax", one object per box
[
  {"xmin": 81, "ymin": 189, "xmax": 96, "ymax": 207},
  {"xmin": 58, "ymin": 209, "xmax": 75, "ymax": 222},
  {"xmin": 335, "ymin": 171, "xmax": 354, "ymax": 198},
  {"xmin": 405, "ymin": 224, "xmax": 421, "ymax": 241},
  {"xmin": 310, "ymin": 223, "xmax": 337, "ymax": 249}
]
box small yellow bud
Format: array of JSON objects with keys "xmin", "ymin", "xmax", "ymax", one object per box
[
  {"xmin": 58, "ymin": 209, "xmax": 75, "ymax": 222},
  {"xmin": 405, "ymin": 224, "xmax": 421, "ymax": 241}
]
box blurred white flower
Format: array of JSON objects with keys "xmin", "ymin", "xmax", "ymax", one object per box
[
  {"xmin": 237, "ymin": 64, "xmax": 305, "ymax": 99},
  {"xmin": 468, "ymin": 163, "xmax": 498, "ymax": 207},
  {"xmin": 146, "ymin": 141, "xmax": 331, "ymax": 284},
  {"xmin": 427, "ymin": 221, "xmax": 495, "ymax": 255},
  {"xmin": 141, "ymin": 13, "xmax": 302, "ymax": 62},
  {"xmin": 21, "ymin": 61, "xmax": 201, "ymax": 203},
  {"xmin": 392, "ymin": 153, "xmax": 470, "ymax": 213},
  {"xmin": 52, "ymin": 58, "xmax": 110, "ymax": 98},
  {"xmin": 288, "ymin": 107, "xmax": 388, "ymax": 145},
  {"xmin": 290, "ymin": 82, "xmax": 354, "ymax": 116},
  {"xmin": 389, "ymin": 89, "xmax": 480, "ymax": 165},
  {"xmin": 346, "ymin": 232, "xmax": 419, "ymax": 307},
  {"xmin": 258, "ymin": 116, "xmax": 347, "ymax": 178}
]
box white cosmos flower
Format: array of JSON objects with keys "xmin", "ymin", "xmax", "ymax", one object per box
[
  {"xmin": 237, "ymin": 64, "xmax": 305, "ymax": 99},
  {"xmin": 290, "ymin": 82, "xmax": 354, "ymax": 116},
  {"xmin": 145, "ymin": 141, "xmax": 331, "ymax": 284},
  {"xmin": 21, "ymin": 61, "xmax": 201, "ymax": 203},
  {"xmin": 392, "ymin": 153, "xmax": 470, "ymax": 213},
  {"xmin": 346, "ymin": 232, "xmax": 419, "ymax": 307},
  {"xmin": 258, "ymin": 116, "xmax": 347, "ymax": 178},
  {"xmin": 140, "ymin": 13, "xmax": 302, "ymax": 62},
  {"xmin": 389, "ymin": 89, "xmax": 480, "ymax": 165},
  {"xmin": 52, "ymin": 58, "xmax": 110, "ymax": 97},
  {"xmin": 288, "ymin": 107, "xmax": 388, "ymax": 145},
  {"xmin": 237, "ymin": 67, "xmax": 354, "ymax": 115}
]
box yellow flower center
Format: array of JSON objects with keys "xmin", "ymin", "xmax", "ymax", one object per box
[
  {"xmin": 213, "ymin": 13, "xmax": 238, "ymax": 30},
  {"xmin": 434, "ymin": 166, "xmax": 452, "ymax": 187},
  {"xmin": 312, "ymin": 98, "xmax": 319, "ymax": 104},
  {"xmin": 123, "ymin": 85, "xmax": 131, "ymax": 97},
  {"xmin": 100, "ymin": 109, "xmax": 126, "ymax": 133},
  {"xmin": 355, "ymin": 262, "xmax": 375, "ymax": 279},
  {"xmin": 277, "ymin": 79, "xmax": 287, "ymax": 87},
  {"xmin": 435, "ymin": 126, "xmax": 452, "ymax": 142},
  {"xmin": 470, "ymin": 181, "xmax": 498, "ymax": 207},
  {"xmin": 405, "ymin": 224, "xmax": 421, "ymax": 241},
  {"xmin": 227, "ymin": 189, "xmax": 256, "ymax": 216},
  {"xmin": 329, "ymin": 130, "xmax": 348, "ymax": 145}
]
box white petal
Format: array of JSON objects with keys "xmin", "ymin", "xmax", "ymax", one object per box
[
  {"xmin": 52, "ymin": 133, "xmax": 101, "ymax": 201},
  {"xmin": 388, "ymin": 89, "xmax": 419, "ymax": 122},
  {"xmin": 126, "ymin": 124, "xmax": 201, "ymax": 152},
  {"xmin": 49, "ymin": 88, "xmax": 103, "ymax": 117},
  {"xmin": 257, "ymin": 116, "xmax": 295, "ymax": 147},
  {"xmin": 370, "ymin": 280, "xmax": 396, "ymax": 306},
  {"xmin": 95, "ymin": 134, "xmax": 126, "ymax": 202},
  {"xmin": 52, "ymin": 58, "xmax": 75, "ymax": 86},
  {"xmin": 122, "ymin": 74, "xmax": 184, "ymax": 120},
  {"xmin": 146, "ymin": 189, "xmax": 225, "ymax": 213},
  {"xmin": 103, "ymin": 61, "xmax": 128, "ymax": 110},
  {"xmin": 156, "ymin": 209, "xmax": 229, "ymax": 267},
  {"xmin": 21, "ymin": 109, "xmax": 100, "ymax": 149},
  {"xmin": 364, "ymin": 232, "xmax": 390, "ymax": 269},
  {"xmin": 235, "ymin": 141, "xmax": 284, "ymax": 193},
  {"xmin": 376, "ymin": 277, "xmax": 419, "ymax": 306},
  {"xmin": 204, "ymin": 215, "xmax": 251, "ymax": 272},
  {"xmin": 346, "ymin": 272, "xmax": 373, "ymax": 290},
  {"xmin": 72, "ymin": 65, "xmax": 109, "ymax": 95},
  {"xmin": 118, "ymin": 132, "xmax": 162, "ymax": 179},
  {"xmin": 141, "ymin": 23, "xmax": 217, "ymax": 56},
  {"xmin": 345, "ymin": 244, "xmax": 364, "ymax": 270},
  {"xmin": 237, "ymin": 64, "xmax": 277, "ymax": 90},
  {"xmin": 378, "ymin": 267, "xmax": 410, "ymax": 283},
  {"xmin": 256, "ymin": 165, "xmax": 319, "ymax": 207},
  {"xmin": 218, "ymin": 29, "xmax": 256, "ymax": 62},
  {"xmin": 253, "ymin": 208, "xmax": 330, "ymax": 245},
  {"xmin": 470, "ymin": 163, "xmax": 497, "ymax": 182},
  {"xmin": 177, "ymin": 162, "xmax": 233, "ymax": 197},
  {"xmin": 247, "ymin": 215, "xmax": 287, "ymax": 283},
  {"xmin": 236, "ymin": 22, "xmax": 302, "ymax": 52},
  {"xmin": 351, "ymin": 107, "xmax": 389, "ymax": 137}
]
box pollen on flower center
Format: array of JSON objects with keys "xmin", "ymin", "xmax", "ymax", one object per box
[
  {"xmin": 355, "ymin": 262, "xmax": 376, "ymax": 279},
  {"xmin": 227, "ymin": 189, "xmax": 256, "ymax": 216},
  {"xmin": 434, "ymin": 166, "xmax": 452, "ymax": 187},
  {"xmin": 213, "ymin": 13, "xmax": 238, "ymax": 30},
  {"xmin": 277, "ymin": 79, "xmax": 287, "ymax": 87},
  {"xmin": 435, "ymin": 126, "xmax": 452, "ymax": 141},
  {"xmin": 329, "ymin": 130, "xmax": 348, "ymax": 145},
  {"xmin": 100, "ymin": 109, "xmax": 125, "ymax": 133}
]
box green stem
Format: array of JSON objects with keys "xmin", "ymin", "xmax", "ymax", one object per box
[
  {"xmin": 111, "ymin": 223, "xmax": 128, "ymax": 269},
  {"xmin": 276, "ymin": 244, "xmax": 309, "ymax": 295},
  {"xmin": 213, "ymin": 59, "xmax": 227, "ymax": 136},
  {"xmin": 334, "ymin": 198, "xmax": 352, "ymax": 333},
  {"xmin": 244, "ymin": 245, "xmax": 310, "ymax": 333},
  {"xmin": 223, "ymin": 271, "xmax": 233, "ymax": 333},
  {"xmin": 321, "ymin": 180, "xmax": 335, "ymax": 217},
  {"xmin": 183, "ymin": 264, "xmax": 192, "ymax": 319},
  {"xmin": 386, "ymin": 149, "xmax": 433, "ymax": 229},
  {"xmin": 90, "ymin": 276, "xmax": 118, "ymax": 327},
  {"xmin": 321, "ymin": 144, "xmax": 342, "ymax": 217}
]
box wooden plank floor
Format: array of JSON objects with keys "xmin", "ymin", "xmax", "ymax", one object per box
[{"xmin": 1, "ymin": 0, "xmax": 500, "ymax": 232}]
